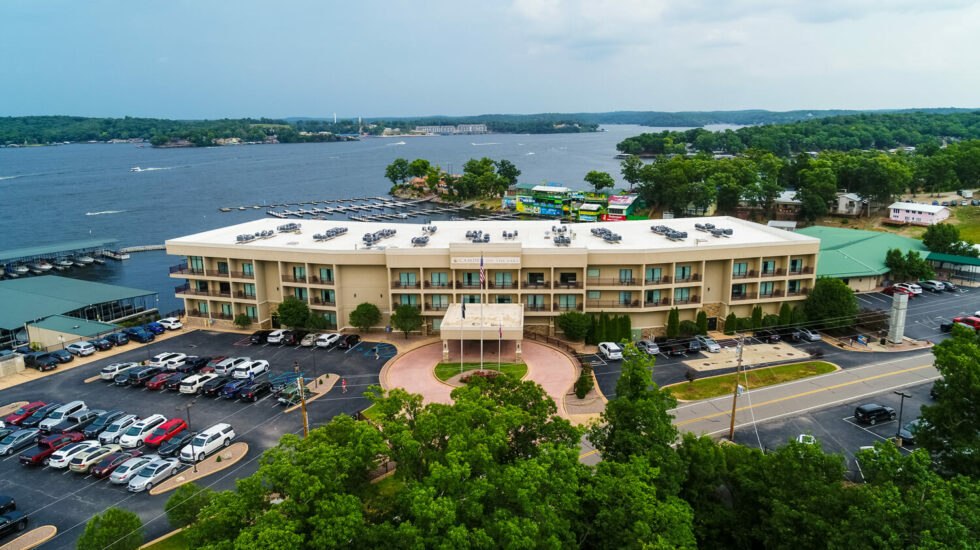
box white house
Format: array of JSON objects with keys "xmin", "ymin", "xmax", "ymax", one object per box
[{"xmin": 887, "ymin": 202, "xmax": 951, "ymax": 225}]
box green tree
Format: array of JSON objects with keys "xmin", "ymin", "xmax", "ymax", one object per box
[
  {"xmin": 384, "ymin": 157, "xmax": 410, "ymax": 185},
  {"xmin": 804, "ymin": 277, "xmax": 858, "ymax": 330},
  {"xmin": 666, "ymin": 307, "xmax": 680, "ymax": 339},
  {"xmin": 348, "ymin": 302, "xmax": 381, "ymax": 333},
  {"xmin": 555, "ymin": 310, "xmax": 590, "ymax": 341},
  {"xmin": 696, "ymin": 312, "xmax": 708, "ymax": 336},
  {"xmin": 750, "ymin": 305, "xmax": 763, "ymax": 330},
  {"xmin": 885, "ymin": 248, "xmax": 934, "ymax": 281},
  {"xmin": 408, "ymin": 158, "xmax": 430, "ymax": 179},
  {"xmin": 620, "ymin": 154, "xmax": 644, "ymax": 190},
  {"xmin": 796, "ymin": 161, "xmax": 838, "ymax": 222},
  {"xmin": 778, "ymin": 303, "xmax": 793, "ymax": 327},
  {"xmin": 389, "ymin": 304, "xmax": 422, "ymax": 339},
  {"xmin": 494, "ymin": 158, "xmax": 521, "ymax": 187},
  {"xmin": 233, "ymin": 313, "xmax": 253, "ymax": 329},
  {"xmin": 724, "ymin": 312, "xmax": 737, "ymax": 335},
  {"xmin": 584, "ymin": 170, "xmax": 615, "ymax": 194},
  {"xmin": 922, "ymin": 223, "xmax": 979, "ymax": 257},
  {"xmin": 165, "ymin": 482, "xmax": 214, "ymax": 528},
  {"xmin": 276, "ymin": 297, "xmax": 311, "ymax": 329},
  {"xmin": 305, "ymin": 313, "xmax": 328, "ymax": 330},
  {"xmin": 77, "ymin": 507, "xmax": 143, "ymax": 550},
  {"xmin": 679, "ymin": 320, "xmax": 698, "ymax": 337},
  {"xmin": 791, "ymin": 305, "xmax": 807, "ymax": 326},
  {"xmin": 574, "ymin": 365, "xmax": 594, "ymax": 398}
]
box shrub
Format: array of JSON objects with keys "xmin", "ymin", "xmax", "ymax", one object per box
[
  {"xmin": 460, "ymin": 370, "xmax": 500, "ymax": 384},
  {"xmin": 724, "ymin": 312, "xmax": 738, "ymax": 335},
  {"xmin": 678, "ymin": 320, "xmax": 699, "ymax": 337},
  {"xmin": 685, "ymin": 368, "xmax": 698, "ymax": 384},
  {"xmin": 233, "ymin": 313, "xmax": 253, "ymax": 329},
  {"xmin": 666, "ymin": 308, "xmax": 680, "ymax": 339},
  {"xmin": 556, "ymin": 311, "xmax": 590, "ymax": 341},
  {"xmin": 751, "ymin": 306, "xmax": 763, "ymax": 329},
  {"xmin": 574, "ymin": 365, "xmax": 594, "ymax": 398},
  {"xmin": 165, "ymin": 483, "xmax": 214, "ymax": 528},
  {"xmin": 77, "ymin": 508, "xmax": 143, "ymax": 550},
  {"xmin": 736, "ymin": 317, "xmax": 753, "ymax": 330},
  {"xmin": 696, "ymin": 311, "xmax": 708, "ymax": 335},
  {"xmin": 762, "ymin": 314, "xmax": 780, "ymax": 327},
  {"xmin": 808, "ymin": 347, "xmax": 825, "ymax": 359}
]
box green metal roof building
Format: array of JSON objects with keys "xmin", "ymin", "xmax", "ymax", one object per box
[{"xmin": 795, "ymin": 226, "xmax": 928, "ymax": 291}]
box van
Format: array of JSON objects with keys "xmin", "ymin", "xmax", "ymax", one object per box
[
  {"xmin": 214, "ymin": 357, "xmax": 250, "ymax": 375},
  {"xmin": 119, "ymin": 414, "xmax": 167, "ymax": 448},
  {"xmin": 38, "ymin": 401, "xmax": 87, "ymax": 433},
  {"xmin": 961, "ymin": 189, "xmax": 974, "ymax": 199},
  {"xmin": 179, "ymin": 423, "xmax": 235, "ymax": 463}
]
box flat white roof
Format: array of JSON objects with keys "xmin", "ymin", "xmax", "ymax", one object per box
[
  {"xmin": 579, "ymin": 203, "xmax": 602, "ymax": 211},
  {"xmin": 531, "ymin": 185, "xmax": 569, "ymax": 193},
  {"xmin": 167, "ymin": 216, "xmax": 818, "ymax": 254},
  {"xmin": 888, "ymin": 202, "xmax": 948, "ymax": 214}
]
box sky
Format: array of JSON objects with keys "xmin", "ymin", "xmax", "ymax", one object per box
[{"xmin": 2, "ymin": 0, "xmax": 979, "ymax": 119}]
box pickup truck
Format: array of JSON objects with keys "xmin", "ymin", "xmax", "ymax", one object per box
[{"xmin": 19, "ymin": 432, "xmax": 84, "ymax": 466}]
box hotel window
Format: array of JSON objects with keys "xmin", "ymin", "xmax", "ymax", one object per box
[
  {"xmin": 760, "ymin": 282, "xmax": 774, "ymax": 296},
  {"xmin": 619, "ymin": 269, "xmax": 633, "ymax": 284},
  {"xmin": 319, "ymin": 267, "xmax": 333, "ymax": 283},
  {"xmin": 732, "ymin": 284, "xmax": 746, "ymax": 297},
  {"xmin": 495, "ymin": 272, "xmax": 512, "ymax": 287},
  {"xmin": 675, "ymin": 265, "xmax": 691, "ymax": 281},
  {"xmin": 189, "ymin": 256, "xmax": 203, "ymax": 271},
  {"xmin": 733, "ymin": 262, "xmax": 748, "ymax": 277},
  {"xmin": 587, "ymin": 290, "xmax": 600, "ymax": 300},
  {"xmin": 194, "ymin": 280, "xmax": 208, "ymax": 292},
  {"xmin": 221, "ymin": 304, "xmax": 233, "ymax": 316},
  {"xmin": 323, "ymin": 312, "xmax": 337, "ymax": 327},
  {"xmin": 619, "ymin": 291, "xmax": 632, "ymax": 305},
  {"xmin": 217, "ymin": 261, "xmax": 229, "ymax": 275},
  {"xmin": 674, "ymin": 288, "xmax": 690, "ymax": 302},
  {"xmin": 559, "ymin": 272, "xmax": 578, "ymax": 284},
  {"xmin": 241, "ymin": 262, "xmax": 254, "ymax": 276},
  {"xmin": 319, "ymin": 289, "xmax": 334, "ymax": 303},
  {"xmin": 527, "ymin": 272, "xmax": 544, "ymax": 285},
  {"xmin": 293, "ymin": 266, "xmax": 306, "ymax": 281},
  {"xmin": 527, "ymin": 295, "xmax": 544, "ymax": 308},
  {"xmin": 559, "ymin": 295, "xmax": 577, "ymax": 308},
  {"xmin": 463, "ymin": 272, "xmax": 480, "ymax": 286},
  {"xmin": 245, "ymin": 306, "xmax": 257, "ymax": 319},
  {"xmin": 788, "ymin": 280, "xmax": 800, "ymax": 293},
  {"xmin": 496, "ymin": 295, "xmax": 513, "ymax": 304},
  {"xmin": 243, "ymin": 283, "xmax": 256, "ymax": 298},
  {"xmin": 431, "ymin": 272, "xmax": 448, "ymax": 286},
  {"xmin": 399, "ymin": 295, "xmax": 419, "ymax": 306},
  {"xmin": 293, "ymin": 287, "xmax": 308, "ymax": 301},
  {"xmin": 198, "ymin": 301, "xmax": 208, "ymax": 314},
  {"xmin": 789, "ymin": 259, "xmax": 802, "ymax": 273},
  {"xmin": 586, "ymin": 268, "xmax": 600, "ymax": 278},
  {"xmin": 431, "ymin": 295, "xmax": 449, "ymax": 308},
  {"xmin": 432, "ymin": 318, "xmax": 442, "ymax": 331},
  {"xmin": 761, "ymin": 261, "xmax": 775, "ymax": 275},
  {"xmin": 645, "ymin": 267, "xmax": 662, "ymax": 283},
  {"xmin": 463, "ymin": 294, "xmax": 480, "ymax": 304},
  {"xmin": 399, "ymin": 272, "xmax": 417, "ymax": 287},
  {"xmin": 645, "ymin": 289, "xmax": 661, "ymax": 304}
]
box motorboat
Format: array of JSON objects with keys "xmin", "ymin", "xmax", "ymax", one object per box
[
  {"xmin": 29, "ymin": 267, "xmax": 45, "ymax": 275},
  {"xmin": 93, "ymin": 258, "xmax": 106, "ymax": 265},
  {"xmin": 131, "ymin": 167, "xmax": 144, "ymax": 172},
  {"xmin": 55, "ymin": 258, "xmax": 74, "ymax": 268},
  {"xmin": 30, "ymin": 260, "xmax": 53, "ymax": 271},
  {"xmin": 73, "ymin": 258, "xmax": 89, "ymax": 267},
  {"xmin": 76, "ymin": 255, "xmax": 95, "ymax": 265},
  {"xmin": 10, "ymin": 264, "xmax": 29, "ymax": 275}
]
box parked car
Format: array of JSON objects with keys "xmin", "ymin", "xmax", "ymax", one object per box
[
  {"xmin": 38, "ymin": 401, "xmax": 87, "ymax": 433},
  {"xmin": 144, "ymin": 419, "xmax": 188, "ymax": 446},
  {"xmin": 51, "ymin": 409, "xmax": 103, "ymax": 435},
  {"xmin": 266, "ymin": 330, "xmax": 287, "ymax": 344},
  {"xmin": 882, "ymin": 285, "xmax": 915, "ymax": 298},
  {"xmin": 129, "ymin": 366, "xmax": 164, "ymax": 387},
  {"xmin": 101, "ymin": 362, "xmax": 139, "ymax": 381},
  {"xmin": 119, "ymin": 414, "xmax": 167, "ymax": 448},
  {"xmin": 249, "ymin": 330, "xmax": 271, "ymax": 344},
  {"xmin": 164, "ymin": 373, "xmax": 191, "ymax": 391},
  {"xmin": 69, "ymin": 444, "xmax": 121, "ymax": 473},
  {"xmin": 88, "ymin": 338, "xmax": 113, "ymax": 351},
  {"xmin": 82, "ymin": 410, "xmax": 126, "ymax": 439},
  {"xmin": 158, "ymin": 317, "xmax": 183, "ymax": 330},
  {"xmin": 940, "ymin": 320, "xmax": 955, "ymax": 333},
  {"xmin": 180, "ymin": 423, "xmax": 235, "ymax": 463},
  {"xmin": 145, "ymin": 372, "xmax": 175, "ymax": 391},
  {"xmin": 48, "ymin": 349, "xmax": 74, "ymax": 364},
  {"xmin": 24, "ymin": 353, "xmax": 59, "ymax": 372},
  {"xmin": 201, "ymin": 376, "xmax": 234, "ymax": 397},
  {"xmin": 695, "ymin": 335, "xmax": 721, "ymax": 353},
  {"xmin": 277, "ymin": 383, "xmax": 312, "ymax": 406},
  {"xmin": 231, "ymin": 360, "xmax": 270, "ymax": 380},
  {"xmin": 129, "ymin": 329, "xmax": 155, "ymax": 343},
  {"xmin": 315, "ymin": 333, "xmax": 341, "ymax": 348},
  {"xmin": 918, "ymin": 280, "xmax": 944, "ymax": 292},
  {"xmin": 109, "ymin": 456, "xmax": 155, "ymax": 485},
  {"xmin": 338, "ymin": 334, "xmax": 361, "ymax": 349},
  {"xmin": 143, "ymin": 322, "xmax": 166, "ymax": 335},
  {"xmin": 664, "ymin": 342, "xmax": 686, "ymax": 357},
  {"xmin": 799, "ymin": 328, "xmax": 822, "ymax": 342},
  {"xmin": 4, "ymin": 402, "xmax": 45, "ymax": 426},
  {"xmin": 99, "ymin": 415, "xmax": 140, "ymax": 444},
  {"xmin": 0, "ymin": 496, "xmax": 14, "ymax": 515},
  {"xmin": 65, "ymin": 342, "xmax": 96, "ymax": 357},
  {"xmin": 149, "ymin": 352, "xmax": 187, "ymax": 369},
  {"xmin": 0, "ymin": 429, "xmax": 40, "ymax": 456},
  {"xmin": 898, "ymin": 419, "xmax": 923, "ymax": 445},
  {"xmin": 597, "ymin": 342, "xmax": 623, "ymax": 360},
  {"xmin": 269, "ymin": 372, "xmax": 305, "ymax": 392},
  {"xmin": 90, "ymin": 450, "xmax": 143, "ymax": 478},
  {"xmin": 894, "ymin": 282, "xmax": 922, "ymax": 295},
  {"xmin": 778, "ymin": 328, "xmax": 802, "ymax": 342},
  {"xmin": 19, "ymin": 432, "xmax": 85, "ymax": 466},
  {"xmin": 635, "ymin": 340, "xmax": 660, "ymax": 355},
  {"xmin": 214, "ymin": 357, "xmax": 250, "ymax": 375},
  {"xmin": 175, "ymin": 356, "xmax": 211, "ymax": 374},
  {"xmin": 239, "ymin": 381, "xmax": 273, "ymax": 402},
  {"xmin": 0, "ymin": 509, "xmax": 28, "ymax": 539},
  {"xmin": 220, "ymin": 379, "xmax": 252, "ymax": 399},
  {"xmin": 952, "ymin": 316, "xmax": 980, "ymax": 330},
  {"xmin": 854, "ymin": 403, "xmax": 896, "ymax": 425},
  {"xmin": 128, "ymin": 457, "xmax": 181, "ymax": 492},
  {"xmin": 158, "ymin": 431, "xmax": 197, "ymax": 458},
  {"xmin": 180, "ymin": 372, "xmax": 219, "ymax": 395},
  {"xmin": 283, "ymin": 330, "xmax": 307, "ymax": 346},
  {"xmin": 114, "ymin": 367, "xmax": 148, "ymax": 386},
  {"xmin": 300, "ymin": 333, "xmax": 318, "ymax": 347},
  {"xmin": 19, "ymin": 403, "xmax": 61, "ymax": 429},
  {"xmin": 942, "ymin": 281, "xmax": 958, "ymax": 292},
  {"xmin": 105, "ymin": 332, "xmax": 129, "ymax": 346},
  {"xmin": 206, "ymin": 356, "xmax": 228, "ymax": 370},
  {"xmin": 754, "ymin": 329, "xmax": 781, "ymax": 343},
  {"xmin": 686, "ymin": 338, "xmax": 702, "ymax": 354}
]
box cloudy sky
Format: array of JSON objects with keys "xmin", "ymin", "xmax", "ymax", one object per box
[{"xmin": 2, "ymin": 0, "xmax": 978, "ymax": 118}]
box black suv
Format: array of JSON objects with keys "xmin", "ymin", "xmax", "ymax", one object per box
[
  {"xmin": 24, "ymin": 353, "xmax": 59, "ymax": 372},
  {"xmin": 778, "ymin": 328, "xmax": 802, "ymax": 342},
  {"xmin": 338, "ymin": 334, "xmax": 361, "ymax": 349},
  {"xmin": 82, "ymin": 410, "xmax": 125, "ymax": 438},
  {"xmin": 754, "ymin": 329, "xmax": 781, "ymax": 344},
  {"xmin": 663, "ymin": 342, "xmax": 686, "ymax": 357},
  {"xmin": 129, "ymin": 366, "xmax": 163, "ymax": 387},
  {"xmin": 249, "ymin": 330, "xmax": 271, "ymax": 345},
  {"xmin": 175, "ymin": 356, "xmax": 211, "ymax": 374},
  {"xmin": 20, "ymin": 403, "xmax": 62, "ymax": 428},
  {"xmin": 201, "ymin": 376, "xmax": 233, "ymax": 397},
  {"xmin": 854, "ymin": 403, "xmax": 896, "ymax": 425}
]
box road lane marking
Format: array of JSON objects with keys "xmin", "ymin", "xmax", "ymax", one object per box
[{"xmin": 579, "ymin": 449, "xmax": 598, "ymax": 459}]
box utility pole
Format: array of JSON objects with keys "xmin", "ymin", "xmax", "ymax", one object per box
[
  {"xmin": 295, "ymin": 362, "xmax": 309, "ymax": 438},
  {"xmin": 894, "ymin": 390, "xmax": 911, "ymax": 443},
  {"xmin": 728, "ymin": 334, "xmax": 745, "ymax": 441}
]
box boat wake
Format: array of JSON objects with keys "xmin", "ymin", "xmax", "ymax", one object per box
[
  {"xmin": 387, "ymin": 141, "xmax": 406, "ymax": 146},
  {"xmin": 525, "ymin": 152, "xmax": 535, "ymax": 155},
  {"xmin": 130, "ymin": 166, "xmax": 174, "ymax": 172},
  {"xmin": 85, "ymin": 210, "xmax": 127, "ymax": 216},
  {"xmin": 471, "ymin": 142, "xmax": 500, "ymax": 146},
  {"xmin": 0, "ymin": 175, "xmax": 21, "ymax": 181}
]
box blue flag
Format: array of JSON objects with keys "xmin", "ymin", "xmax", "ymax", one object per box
[{"xmin": 461, "ymin": 302, "xmax": 466, "ymax": 319}]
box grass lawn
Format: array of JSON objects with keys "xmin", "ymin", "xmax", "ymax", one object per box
[
  {"xmin": 955, "ymin": 207, "xmax": 980, "ymax": 242},
  {"xmin": 361, "ymin": 404, "xmax": 382, "ymax": 421},
  {"xmin": 433, "ymin": 362, "xmax": 527, "ymax": 381},
  {"xmin": 144, "ymin": 531, "xmax": 188, "ymax": 550},
  {"xmin": 667, "ymin": 361, "xmax": 836, "ymax": 401}
]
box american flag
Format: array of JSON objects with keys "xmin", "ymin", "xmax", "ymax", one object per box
[{"xmin": 479, "ymin": 255, "xmax": 485, "ymax": 287}]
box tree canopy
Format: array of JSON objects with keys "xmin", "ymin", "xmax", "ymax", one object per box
[
  {"xmin": 884, "ymin": 248, "xmax": 933, "ymax": 282},
  {"xmin": 76, "ymin": 507, "xmax": 143, "ymax": 550},
  {"xmin": 584, "ymin": 170, "xmax": 615, "ymax": 194},
  {"xmin": 276, "ymin": 297, "xmax": 311, "ymax": 329},
  {"xmin": 922, "ymin": 223, "xmax": 979, "ymax": 257},
  {"xmin": 389, "ymin": 304, "xmax": 422, "ymax": 339},
  {"xmin": 348, "ymin": 302, "xmax": 381, "ymax": 332},
  {"xmin": 803, "ymin": 277, "xmax": 859, "ymax": 330}
]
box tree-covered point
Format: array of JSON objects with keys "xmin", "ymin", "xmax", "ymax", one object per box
[
  {"xmin": 617, "ymin": 111, "xmax": 980, "ymax": 157},
  {"xmin": 387, "ymin": 156, "xmax": 520, "ymax": 199}
]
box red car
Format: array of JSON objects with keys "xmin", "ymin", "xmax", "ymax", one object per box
[
  {"xmin": 952, "ymin": 316, "xmax": 980, "ymax": 330},
  {"xmin": 90, "ymin": 450, "xmax": 142, "ymax": 478},
  {"xmin": 143, "ymin": 418, "xmax": 187, "ymax": 446},
  {"xmin": 4, "ymin": 401, "xmax": 45, "ymax": 426},
  {"xmin": 882, "ymin": 286, "xmax": 914, "ymax": 298},
  {"xmin": 145, "ymin": 372, "xmax": 175, "ymax": 390}
]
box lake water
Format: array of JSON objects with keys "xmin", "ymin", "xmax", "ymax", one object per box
[{"xmin": 0, "ymin": 124, "xmax": 679, "ymax": 313}]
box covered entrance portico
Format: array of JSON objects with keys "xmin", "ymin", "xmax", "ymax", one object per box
[{"xmin": 440, "ymin": 303, "xmax": 525, "ymax": 362}]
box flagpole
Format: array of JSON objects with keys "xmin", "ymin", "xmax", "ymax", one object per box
[
  {"xmin": 497, "ymin": 322, "xmax": 501, "ymax": 372},
  {"xmin": 460, "ymin": 302, "xmax": 464, "ymax": 375},
  {"xmin": 480, "ymin": 256, "xmax": 485, "ymax": 370}
]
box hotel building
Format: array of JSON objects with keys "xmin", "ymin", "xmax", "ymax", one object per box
[{"xmin": 165, "ymin": 217, "xmax": 819, "ymax": 337}]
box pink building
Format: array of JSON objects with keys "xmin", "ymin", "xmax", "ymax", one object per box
[{"xmin": 887, "ymin": 202, "xmax": 950, "ymax": 225}]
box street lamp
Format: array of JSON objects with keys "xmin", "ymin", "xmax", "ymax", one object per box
[
  {"xmin": 58, "ymin": 335, "xmax": 65, "ymax": 350},
  {"xmin": 894, "ymin": 390, "xmax": 911, "ymax": 441},
  {"xmin": 179, "ymin": 401, "xmax": 198, "ymax": 473}
]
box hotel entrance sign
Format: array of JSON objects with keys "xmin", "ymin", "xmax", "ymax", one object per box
[{"xmin": 450, "ymin": 257, "xmax": 520, "ymax": 266}]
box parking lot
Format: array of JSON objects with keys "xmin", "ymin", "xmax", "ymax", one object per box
[
  {"xmin": 0, "ymin": 329, "xmax": 388, "ymax": 549},
  {"xmin": 855, "ymin": 285, "xmax": 980, "ymax": 342}
]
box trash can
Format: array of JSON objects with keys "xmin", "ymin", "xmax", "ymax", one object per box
[{"xmin": 880, "ymin": 338, "xmax": 887, "ymax": 345}]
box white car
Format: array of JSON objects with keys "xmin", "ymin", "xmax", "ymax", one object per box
[
  {"xmin": 799, "ymin": 328, "xmax": 822, "ymax": 342},
  {"xmin": 597, "ymin": 342, "xmax": 623, "ymax": 360},
  {"xmin": 894, "ymin": 283, "xmax": 922, "ymax": 295},
  {"xmin": 99, "ymin": 415, "xmax": 140, "ymax": 444},
  {"xmin": 179, "ymin": 372, "xmax": 219, "ymax": 394},
  {"xmin": 231, "ymin": 360, "xmax": 270, "ymax": 380},
  {"xmin": 266, "ymin": 330, "xmax": 287, "ymax": 344},
  {"xmin": 695, "ymin": 335, "xmax": 722, "ymax": 353},
  {"xmin": 158, "ymin": 317, "xmax": 183, "ymax": 330},
  {"xmin": 39, "ymin": 401, "xmax": 87, "ymax": 433},
  {"xmin": 47, "ymin": 440, "xmax": 100, "ymax": 469},
  {"xmin": 149, "ymin": 353, "xmax": 186, "ymax": 369},
  {"xmin": 128, "ymin": 458, "xmax": 181, "ymax": 492},
  {"xmin": 214, "ymin": 356, "xmax": 251, "ymax": 375},
  {"xmin": 109, "ymin": 456, "xmax": 154, "ymax": 485},
  {"xmin": 65, "ymin": 342, "xmax": 96, "ymax": 357},
  {"xmin": 180, "ymin": 423, "xmax": 235, "ymax": 463},
  {"xmin": 315, "ymin": 333, "xmax": 341, "ymax": 348},
  {"xmin": 119, "ymin": 414, "xmax": 167, "ymax": 448},
  {"xmin": 100, "ymin": 362, "xmax": 139, "ymax": 380}
]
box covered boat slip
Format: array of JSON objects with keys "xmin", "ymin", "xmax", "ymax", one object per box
[
  {"xmin": 440, "ymin": 303, "xmax": 525, "ymax": 361},
  {"xmin": 0, "ymin": 238, "xmax": 118, "ymax": 266}
]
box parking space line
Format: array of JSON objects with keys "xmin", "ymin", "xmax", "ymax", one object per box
[{"xmin": 344, "ymin": 343, "xmax": 362, "ymax": 354}]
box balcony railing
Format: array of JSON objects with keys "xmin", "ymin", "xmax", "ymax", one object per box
[
  {"xmin": 673, "ymin": 295, "xmax": 701, "ymax": 305},
  {"xmin": 281, "ymin": 275, "xmax": 307, "ymax": 283},
  {"xmin": 170, "ymin": 268, "xmax": 205, "ymax": 277},
  {"xmin": 211, "ymin": 271, "xmax": 231, "ymax": 278},
  {"xmin": 760, "ymin": 268, "xmax": 786, "ymax": 278},
  {"xmin": 425, "ymin": 303, "xmax": 449, "ymax": 311},
  {"xmin": 175, "ymin": 285, "xmax": 230, "ymax": 298},
  {"xmin": 644, "ymin": 298, "xmax": 672, "ymax": 307},
  {"xmin": 391, "ymin": 281, "xmax": 421, "ymax": 289},
  {"xmin": 522, "ymin": 281, "xmax": 551, "ymax": 289},
  {"xmin": 732, "ymin": 270, "xmax": 758, "ymax": 279},
  {"xmin": 488, "ymin": 281, "xmax": 518, "ymax": 289},
  {"xmin": 234, "ymin": 291, "xmax": 257, "ymax": 300},
  {"xmin": 731, "ymin": 292, "xmax": 758, "ymax": 301},
  {"xmin": 788, "ymin": 266, "xmax": 814, "ymax": 275},
  {"xmin": 187, "ymin": 310, "xmax": 209, "ymax": 318},
  {"xmin": 644, "ymin": 276, "xmax": 671, "ymax": 285},
  {"xmin": 525, "ymin": 304, "xmax": 549, "ymax": 312},
  {"xmin": 169, "ymin": 263, "xmax": 188, "ymax": 274},
  {"xmin": 554, "ymin": 281, "xmax": 583, "ymax": 289},
  {"xmin": 586, "ymin": 300, "xmax": 642, "ymax": 309},
  {"xmin": 674, "ymin": 273, "xmax": 702, "ymax": 283},
  {"xmin": 587, "ymin": 277, "xmax": 640, "ymax": 286},
  {"xmin": 786, "ymin": 288, "xmax": 811, "ymax": 297},
  {"xmin": 310, "ymin": 297, "xmax": 336, "ymax": 306},
  {"xmin": 554, "ymin": 303, "xmax": 583, "ymax": 311},
  {"xmin": 228, "ymin": 271, "xmax": 254, "ymax": 279},
  {"xmin": 424, "ymin": 281, "xmax": 451, "ymax": 289},
  {"xmin": 309, "ymin": 275, "xmax": 333, "ymax": 284},
  {"xmin": 455, "ymin": 281, "xmax": 483, "ymax": 289},
  {"xmin": 211, "ymin": 312, "xmax": 234, "ymax": 321}
]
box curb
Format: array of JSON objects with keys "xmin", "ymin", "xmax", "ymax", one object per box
[
  {"xmin": 0, "ymin": 402, "xmax": 28, "ymax": 418},
  {"xmin": 666, "ymin": 360, "xmax": 842, "ymax": 402},
  {"xmin": 148, "ymin": 442, "xmax": 249, "ymax": 495},
  {"xmin": 0, "ymin": 525, "xmax": 57, "ymax": 550}
]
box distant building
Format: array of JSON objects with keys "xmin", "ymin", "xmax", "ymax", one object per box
[
  {"xmin": 415, "ymin": 124, "xmax": 488, "ymax": 135},
  {"xmin": 455, "ymin": 124, "xmax": 487, "ymax": 134},
  {"xmin": 795, "ymin": 225, "xmax": 928, "ymax": 291},
  {"xmin": 416, "ymin": 125, "xmax": 457, "ymax": 135},
  {"xmin": 888, "ymin": 202, "xmax": 950, "ymax": 225},
  {"xmin": 831, "ymin": 192, "xmax": 865, "ymax": 217}
]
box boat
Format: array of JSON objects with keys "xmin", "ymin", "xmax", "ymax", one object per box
[
  {"xmin": 76, "ymin": 255, "xmax": 95, "ymax": 264},
  {"xmin": 30, "ymin": 261, "xmax": 53, "ymax": 271},
  {"xmin": 11, "ymin": 264, "xmax": 29, "ymax": 275},
  {"xmin": 219, "ymin": 207, "xmax": 231, "ymax": 212},
  {"xmin": 73, "ymin": 260, "xmax": 88, "ymax": 267},
  {"xmin": 131, "ymin": 167, "xmax": 144, "ymax": 172},
  {"xmin": 55, "ymin": 258, "xmax": 73, "ymax": 268},
  {"xmin": 101, "ymin": 250, "xmax": 130, "ymax": 260},
  {"xmin": 53, "ymin": 264, "xmax": 69, "ymax": 271},
  {"xmin": 93, "ymin": 258, "xmax": 106, "ymax": 265},
  {"xmin": 29, "ymin": 268, "xmax": 45, "ymax": 275}
]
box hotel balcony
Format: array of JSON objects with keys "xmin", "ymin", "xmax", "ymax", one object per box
[
  {"xmin": 281, "ymin": 274, "xmax": 307, "ymax": 283},
  {"xmin": 673, "ymin": 273, "xmax": 702, "ymax": 283},
  {"xmin": 760, "ymin": 268, "xmax": 786, "ymax": 278},
  {"xmin": 788, "ymin": 266, "xmax": 815, "ymax": 275},
  {"xmin": 487, "ymin": 281, "xmax": 519, "ymax": 290},
  {"xmin": 391, "ymin": 281, "xmax": 421, "ymax": 289},
  {"xmin": 673, "ymin": 295, "xmax": 701, "ymax": 305},
  {"xmin": 731, "ymin": 292, "xmax": 758, "ymax": 301},
  {"xmin": 644, "ymin": 276, "xmax": 672, "ymax": 285},
  {"xmin": 521, "ymin": 281, "xmax": 551, "ymax": 290},
  {"xmin": 554, "ymin": 303, "xmax": 584, "ymax": 311},
  {"xmin": 586, "ymin": 277, "xmax": 641, "ymax": 286},
  {"xmin": 553, "ymin": 281, "xmax": 583, "ymax": 290},
  {"xmin": 586, "ymin": 300, "xmax": 642, "ymax": 309},
  {"xmin": 424, "ymin": 303, "xmax": 449, "ymax": 312},
  {"xmin": 309, "ymin": 275, "xmax": 333, "ymax": 285},
  {"xmin": 732, "ymin": 270, "xmax": 758, "ymax": 280},
  {"xmin": 423, "ymin": 281, "xmax": 452, "ymax": 289},
  {"xmin": 644, "ymin": 297, "xmax": 672, "ymax": 307},
  {"xmin": 786, "ymin": 288, "xmax": 811, "ymax": 297},
  {"xmin": 310, "ymin": 297, "xmax": 336, "ymax": 307}
]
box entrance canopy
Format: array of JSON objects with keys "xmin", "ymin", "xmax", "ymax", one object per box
[{"xmin": 441, "ymin": 303, "xmax": 524, "ymax": 340}]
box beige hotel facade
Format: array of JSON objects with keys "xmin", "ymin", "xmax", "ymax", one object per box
[{"xmin": 165, "ymin": 216, "xmax": 819, "ymax": 337}]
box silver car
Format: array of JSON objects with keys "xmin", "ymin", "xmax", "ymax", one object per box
[
  {"xmin": 100, "ymin": 362, "xmax": 139, "ymax": 381},
  {"xmin": 127, "ymin": 458, "xmax": 181, "ymax": 492},
  {"xmin": 99, "ymin": 415, "xmax": 140, "ymax": 444},
  {"xmin": 799, "ymin": 328, "xmax": 822, "ymax": 342},
  {"xmin": 109, "ymin": 456, "xmax": 154, "ymax": 485},
  {"xmin": 695, "ymin": 335, "xmax": 721, "ymax": 353},
  {"xmin": 635, "ymin": 340, "xmax": 660, "ymax": 355},
  {"xmin": 0, "ymin": 429, "xmax": 40, "ymax": 456}
]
